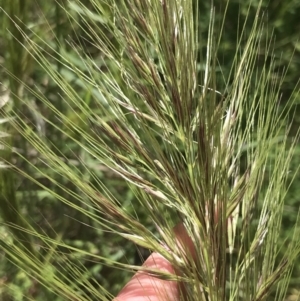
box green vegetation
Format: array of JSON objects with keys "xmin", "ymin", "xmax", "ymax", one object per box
[{"xmin": 0, "ymin": 0, "xmax": 300, "ymax": 300}]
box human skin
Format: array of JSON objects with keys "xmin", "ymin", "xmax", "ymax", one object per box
[{"xmin": 113, "ymin": 223, "xmax": 195, "ymax": 301}]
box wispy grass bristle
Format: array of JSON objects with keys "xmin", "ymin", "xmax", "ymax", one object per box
[{"xmin": 1, "ymin": 0, "xmax": 300, "ymax": 300}]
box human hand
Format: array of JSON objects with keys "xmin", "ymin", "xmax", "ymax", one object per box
[{"xmin": 114, "ymin": 223, "xmax": 195, "ymax": 301}]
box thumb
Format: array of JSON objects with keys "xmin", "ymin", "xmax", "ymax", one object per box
[{"xmin": 114, "ymin": 222, "xmax": 195, "ymax": 301}]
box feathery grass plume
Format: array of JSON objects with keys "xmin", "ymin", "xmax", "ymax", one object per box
[{"xmin": 0, "ymin": 0, "xmax": 300, "ymax": 300}]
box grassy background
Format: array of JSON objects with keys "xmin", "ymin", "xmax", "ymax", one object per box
[{"xmin": 0, "ymin": 0, "xmax": 300, "ymax": 300}]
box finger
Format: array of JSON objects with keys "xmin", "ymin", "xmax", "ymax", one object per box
[
  {"xmin": 114, "ymin": 252, "xmax": 179, "ymax": 301},
  {"xmin": 173, "ymin": 223, "xmax": 196, "ymax": 261},
  {"xmin": 114, "ymin": 222, "xmax": 195, "ymax": 301}
]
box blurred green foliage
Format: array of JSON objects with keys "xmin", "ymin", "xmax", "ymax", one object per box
[{"xmin": 0, "ymin": 0, "xmax": 300, "ymax": 300}]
